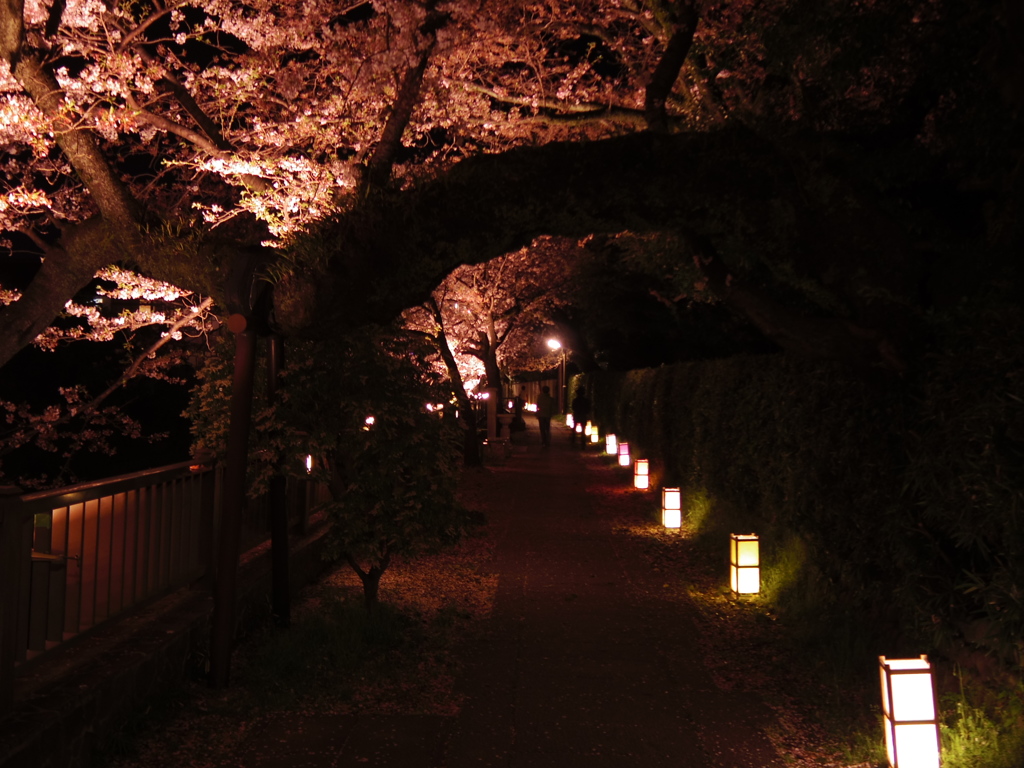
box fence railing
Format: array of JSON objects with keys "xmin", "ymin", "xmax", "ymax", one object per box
[{"xmin": 1, "ymin": 460, "xmax": 329, "ymax": 710}]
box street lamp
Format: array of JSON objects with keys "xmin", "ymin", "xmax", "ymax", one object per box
[{"xmin": 546, "ymin": 338, "xmax": 566, "ymax": 414}]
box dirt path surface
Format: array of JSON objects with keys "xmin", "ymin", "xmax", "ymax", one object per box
[{"xmin": 239, "ymin": 422, "xmax": 784, "ymax": 767}]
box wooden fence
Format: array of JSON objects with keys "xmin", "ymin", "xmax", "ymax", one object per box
[{"xmin": 0, "ymin": 460, "xmax": 328, "ymax": 710}]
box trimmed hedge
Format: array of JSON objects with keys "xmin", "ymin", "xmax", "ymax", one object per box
[{"xmin": 574, "ymin": 320, "xmax": 1024, "ymax": 680}]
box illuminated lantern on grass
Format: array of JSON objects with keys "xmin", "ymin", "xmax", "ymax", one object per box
[
  {"xmin": 729, "ymin": 533, "xmax": 760, "ymax": 594},
  {"xmin": 633, "ymin": 459, "xmax": 649, "ymax": 490},
  {"xmin": 606, "ymin": 434, "xmax": 617, "ymax": 455},
  {"xmin": 590, "ymin": 431, "xmax": 600, "ymax": 444},
  {"xmin": 618, "ymin": 442, "xmax": 630, "ymax": 467},
  {"xmin": 566, "ymin": 414, "xmax": 575, "ymax": 429},
  {"xmin": 584, "ymin": 420, "xmax": 593, "ymax": 436},
  {"xmin": 879, "ymin": 656, "xmax": 941, "ymax": 768},
  {"xmin": 661, "ymin": 488, "xmax": 682, "ymax": 528}
]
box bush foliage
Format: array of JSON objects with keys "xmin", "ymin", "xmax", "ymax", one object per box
[{"xmin": 575, "ymin": 305, "xmax": 1024, "ymax": 684}]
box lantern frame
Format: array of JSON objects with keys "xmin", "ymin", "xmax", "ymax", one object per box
[
  {"xmin": 729, "ymin": 533, "xmax": 760, "ymax": 594},
  {"xmin": 618, "ymin": 442, "xmax": 630, "ymax": 467},
  {"xmin": 661, "ymin": 487, "xmax": 682, "ymax": 528},
  {"xmin": 605, "ymin": 434, "xmax": 617, "ymax": 455},
  {"xmin": 879, "ymin": 655, "xmax": 941, "ymax": 768},
  {"xmin": 633, "ymin": 459, "xmax": 650, "ymax": 490}
]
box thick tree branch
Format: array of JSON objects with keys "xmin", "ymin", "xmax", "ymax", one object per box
[
  {"xmin": 361, "ymin": 6, "xmax": 449, "ymax": 192},
  {"xmin": 684, "ymin": 230, "xmax": 906, "ymax": 372},
  {"xmin": 644, "ymin": 2, "xmax": 699, "ymax": 133}
]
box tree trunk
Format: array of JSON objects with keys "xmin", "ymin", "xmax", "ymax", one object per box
[{"xmin": 346, "ymin": 553, "xmax": 390, "ymax": 612}]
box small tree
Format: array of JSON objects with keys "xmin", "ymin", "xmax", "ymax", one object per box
[{"xmin": 276, "ymin": 328, "xmax": 468, "ymax": 610}]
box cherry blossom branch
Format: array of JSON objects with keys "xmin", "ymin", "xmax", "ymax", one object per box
[{"xmin": 78, "ymin": 296, "xmax": 215, "ymax": 417}]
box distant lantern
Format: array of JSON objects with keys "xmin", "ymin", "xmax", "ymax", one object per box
[
  {"xmin": 590, "ymin": 431, "xmax": 600, "ymax": 444},
  {"xmin": 566, "ymin": 414, "xmax": 575, "ymax": 429},
  {"xmin": 606, "ymin": 434, "xmax": 618, "ymax": 455},
  {"xmin": 618, "ymin": 442, "xmax": 630, "ymax": 467},
  {"xmin": 879, "ymin": 656, "xmax": 941, "ymax": 768},
  {"xmin": 634, "ymin": 459, "xmax": 650, "ymax": 490},
  {"xmin": 305, "ymin": 454, "xmax": 313, "ymax": 474},
  {"xmin": 575, "ymin": 423, "xmax": 583, "ymax": 434},
  {"xmin": 584, "ymin": 420, "xmax": 593, "ymax": 436},
  {"xmin": 662, "ymin": 488, "xmax": 682, "ymax": 528},
  {"xmin": 729, "ymin": 533, "xmax": 760, "ymax": 594}
]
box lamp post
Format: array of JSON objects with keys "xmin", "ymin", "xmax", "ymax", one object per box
[
  {"xmin": 879, "ymin": 656, "xmax": 941, "ymax": 768},
  {"xmin": 634, "ymin": 459, "xmax": 650, "ymax": 490},
  {"xmin": 546, "ymin": 338, "xmax": 566, "ymax": 414},
  {"xmin": 729, "ymin": 533, "xmax": 760, "ymax": 595},
  {"xmin": 662, "ymin": 488, "xmax": 682, "ymax": 528}
]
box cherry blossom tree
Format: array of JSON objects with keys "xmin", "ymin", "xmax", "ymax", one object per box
[
  {"xmin": 0, "ymin": 0, "xmax": 1019, "ymax": 377},
  {"xmin": 402, "ymin": 236, "xmax": 581, "ymax": 462}
]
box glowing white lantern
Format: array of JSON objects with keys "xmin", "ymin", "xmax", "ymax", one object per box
[
  {"xmin": 633, "ymin": 459, "xmax": 649, "ymax": 490},
  {"xmin": 566, "ymin": 414, "xmax": 575, "ymax": 429},
  {"xmin": 729, "ymin": 533, "xmax": 760, "ymax": 594},
  {"xmin": 661, "ymin": 488, "xmax": 682, "ymax": 528},
  {"xmin": 606, "ymin": 434, "xmax": 617, "ymax": 455},
  {"xmin": 305, "ymin": 454, "xmax": 313, "ymax": 474},
  {"xmin": 575, "ymin": 423, "xmax": 583, "ymax": 434},
  {"xmin": 618, "ymin": 442, "xmax": 630, "ymax": 467},
  {"xmin": 590, "ymin": 431, "xmax": 600, "ymax": 444},
  {"xmin": 879, "ymin": 656, "xmax": 941, "ymax": 768},
  {"xmin": 584, "ymin": 420, "xmax": 593, "ymax": 436}
]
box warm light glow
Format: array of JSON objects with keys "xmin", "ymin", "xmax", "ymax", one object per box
[
  {"xmin": 879, "ymin": 656, "xmax": 940, "ymax": 768},
  {"xmin": 507, "ymin": 400, "xmax": 514, "ymax": 410},
  {"xmin": 566, "ymin": 414, "xmax": 575, "ymax": 429},
  {"xmin": 547, "ymin": 338, "xmax": 562, "ymax": 350},
  {"xmin": 618, "ymin": 442, "xmax": 630, "ymax": 467},
  {"xmin": 662, "ymin": 488, "xmax": 682, "ymax": 528},
  {"xmin": 590, "ymin": 431, "xmax": 600, "ymax": 444},
  {"xmin": 584, "ymin": 420, "xmax": 592, "ymax": 436},
  {"xmin": 634, "ymin": 459, "xmax": 649, "ymax": 490},
  {"xmin": 730, "ymin": 533, "xmax": 760, "ymax": 594},
  {"xmin": 606, "ymin": 434, "xmax": 617, "ymax": 455},
  {"xmin": 525, "ymin": 403, "xmax": 537, "ymax": 412},
  {"xmin": 305, "ymin": 454, "xmax": 313, "ymax": 474},
  {"xmin": 575, "ymin": 423, "xmax": 583, "ymax": 433}
]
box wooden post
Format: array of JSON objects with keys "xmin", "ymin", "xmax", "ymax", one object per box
[
  {"xmin": 209, "ymin": 315, "xmax": 257, "ymax": 689},
  {"xmin": 267, "ymin": 335, "xmax": 290, "ymax": 628},
  {"xmin": 0, "ymin": 488, "xmax": 26, "ymax": 712}
]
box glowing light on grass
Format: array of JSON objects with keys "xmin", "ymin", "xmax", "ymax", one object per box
[
  {"xmin": 879, "ymin": 656, "xmax": 941, "ymax": 768},
  {"xmin": 606, "ymin": 434, "xmax": 617, "ymax": 455},
  {"xmin": 729, "ymin": 533, "xmax": 760, "ymax": 594},
  {"xmin": 566, "ymin": 414, "xmax": 574, "ymax": 429},
  {"xmin": 662, "ymin": 488, "xmax": 681, "ymax": 528},
  {"xmin": 618, "ymin": 442, "xmax": 630, "ymax": 467}
]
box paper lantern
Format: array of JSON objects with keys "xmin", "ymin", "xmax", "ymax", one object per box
[
  {"xmin": 879, "ymin": 656, "xmax": 941, "ymax": 768},
  {"xmin": 618, "ymin": 442, "xmax": 630, "ymax": 467},
  {"xmin": 566, "ymin": 414, "xmax": 574, "ymax": 429},
  {"xmin": 590, "ymin": 431, "xmax": 600, "ymax": 444},
  {"xmin": 305, "ymin": 454, "xmax": 313, "ymax": 474},
  {"xmin": 729, "ymin": 533, "xmax": 760, "ymax": 594},
  {"xmin": 584, "ymin": 420, "xmax": 593, "ymax": 436},
  {"xmin": 606, "ymin": 434, "xmax": 617, "ymax": 455},
  {"xmin": 662, "ymin": 488, "xmax": 682, "ymax": 528},
  {"xmin": 633, "ymin": 459, "xmax": 649, "ymax": 490}
]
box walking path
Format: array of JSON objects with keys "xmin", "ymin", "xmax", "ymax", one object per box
[{"xmin": 239, "ymin": 422, "xmax": 783, "ymax": 767}]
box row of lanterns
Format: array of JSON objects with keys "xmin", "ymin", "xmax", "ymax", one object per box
[{"xmin": 591, "ymin": 421, "xmax": 940, "ymax": 768}]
